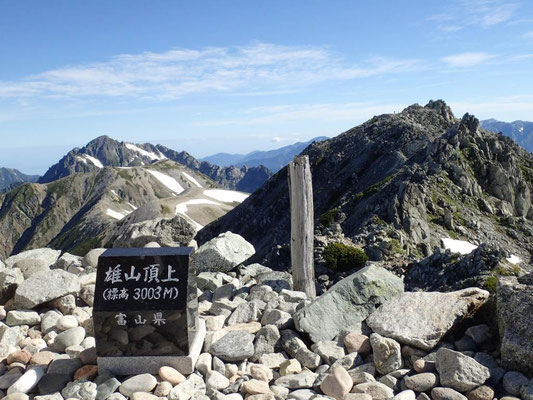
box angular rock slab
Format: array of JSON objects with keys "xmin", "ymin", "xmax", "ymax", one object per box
[
  {"xmin": 194, "ymin": 232, "xmax": 255, "ymax": 273},
  {"xmin": 5, "ymin": 248, "xmax": 61, "ymax": 269},
  {"xmin": 366, "ymin": 287, "xmax": 489, "ymax": 351},
  {"xmin": 14, "ymin": 269, "xmax": 80, "ymax": 309},
  {"xmin": 497, "ymin": 275, "xmax": 533, "ymax": 375},
  {"xmin": 435, "ymin": 348, "xmax": 490, "ymax": 392},
  {"xmin": 293, "ymin": 264, "xmax": 404, "ymax": 343}
]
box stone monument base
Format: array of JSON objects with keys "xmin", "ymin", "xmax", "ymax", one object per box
[{"xmin": 97, "ymin": 318, "xmax": 206, "ymax": 375}]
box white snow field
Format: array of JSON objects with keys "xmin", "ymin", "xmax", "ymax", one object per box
[
  {"xmin": 175, "ymin": 199, "xmax": 222, "ymax": 230},
  {"xmin": 76, "ymin": 154, "xmax": 104, "ymax": 168},
  {"xmin": 147, "ymin": 170, "xmax": 184, "ymax": 195},
  {"xmin": 106, "ymin": 208, "xmax": 132, "ymax": 220},
  {"xmin": 441, "ymin": 238, "xmax": 478, "ymax": 255},
  {"xmin": 125, "ymin": 143, "xmax": 167, "ymax": 161},
  {"xmin": 203, "ymin": 189, "xmax": 249, "ymax": 203},
  {"xmin": 506, "ymin": 254, "xmax": 522, "ymax": 264},
  {"xmin": 183, "ymin": 172, "xmax": 202, "ymax": 188}
]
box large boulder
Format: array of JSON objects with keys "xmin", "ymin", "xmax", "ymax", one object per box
[
  {"xmin": 0, "ymin": 268, "xmax": 24, "ymax": 303},
  {"xmin": 14, "ymin": 269, "xmax": 80, "ymax": 309},
  {"xmin": 293, "ymin": 264, "xmax": 404, "ymax": 343},
  {"xmin": 497, "ymin": 274, "xmax": 533, "ymax": 375},
  {"xmin": 366, "ymin": 288, "xmax": 489, "ymax": 351},
  {"xmin": 82, "ymin": 248, "xmax": 107, "ymax": 268},
  {"xmin": 112, "ymin": 216, "xmax": 196, "ymax": 248},
  {"xmin": 193, "ymin": 232, "xmax": 255, "ymax": 273},
  {"xmin": 5, "ymin": 248, "xmax": 61, "ymax": 269},
  {"xmin": 435, "ymin": 348, "xmax": 490, "ymax": 392}
]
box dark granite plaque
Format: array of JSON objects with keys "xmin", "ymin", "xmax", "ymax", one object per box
[{"xmin": 93, "ymin": 247, "xmax": 197, "ymax": 358}]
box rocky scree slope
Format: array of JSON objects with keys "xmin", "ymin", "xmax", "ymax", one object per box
[
  {"xmin": 0, "ymin": 233, "xmax": 532, "ymax": 399},
  {"xmin": 197, "ymin": 101, "xmax": 533, "ymax": 282},
  {"xmin": 0, "ymin": 161, "xmax": 248, "ymax": 259},
  {"xmin": 38, "ymin": 135, "xmax": 272, "ymax": 193}
]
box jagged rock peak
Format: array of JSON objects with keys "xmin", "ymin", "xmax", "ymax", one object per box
[
  {"xmin": 425, "ymin": 99, "xmax": 455, "ymax": 122},
  {"xmin": 460, "ymin": 113, "xmax": 481, "ymax": 135}
]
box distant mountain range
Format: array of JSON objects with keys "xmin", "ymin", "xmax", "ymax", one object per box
[
  {"xmin": 0, "ymin": 168, "xmax": 39, "ymax": 192},
  {"xmin": 0, "ymin": 157, "xmax": 249, "ymax": 258},
  {"xmin": 38, "ymin": 135, "xmax": 271, "ymax": 193},
  {"xmin": 481, "ymin": 119, "xmax": 533, "ymax": 153},
  {"xmin": 201, "ymin": 137, "xmax": 328, "ymax": 172}
]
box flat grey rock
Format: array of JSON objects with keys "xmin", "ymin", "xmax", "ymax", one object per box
[
  {"xmin": 367, "ymin": 288, "xmax": 489, "ymax": 351},
  {"xmin": 294, "ymin": 264, "xmax": 404, "ymax": 343},
  {"xmin": 209, "ymin": 330, "xmax": 254, "ymax": 362},
  {"xmin": 14, "ymin": 269, "xmax": 80, "ymax": 309},
  {"xmin": 5, "ymin": 248, "xmax": 61, "ymax": 269}
]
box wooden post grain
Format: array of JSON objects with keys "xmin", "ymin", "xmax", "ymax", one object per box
[{"xmin": 288, "ymin": 155, "xmax": 316, "ymax": 299}]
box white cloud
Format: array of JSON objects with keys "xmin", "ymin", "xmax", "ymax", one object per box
[
  {"xmin": 523, "ymin": 31, "xmax": 533, "ymax": 39},
  {"xmin": 0, "ymin": 43, "xmax": 420, "ymax": 101},
  {"xmin": 271, "ymin": 136, "xmax": 291, "ymax": 143},
  {"xmin": 441, "ymin": 52, "xmax": 496, "ymax": 67},
  {"xmin": 430, "ymin": 0, "xmax": 518, "ymax": 31}
]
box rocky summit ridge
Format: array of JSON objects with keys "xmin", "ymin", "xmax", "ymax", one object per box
[
  {"xmin": 0, "ymin": 233, "xmax": 531, "ymax": 399},
  {"xmin": 197, "ymin": 100, "xmax": 533, "ymax": 291}
]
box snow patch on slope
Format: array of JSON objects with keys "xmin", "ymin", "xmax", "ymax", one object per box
[
  {"xmin": 147, "ymin": 170, "xmax": 184, "ymax": 195},
  {"xmin": 204, "ymin": 189, "xmax": 249, "ymax": 203},
  {"xmin": 506, "ymin": 254, "xmax": 521, "ymax": 264},
  {"xmin": 125, "ymin": 143, "xmax": 167, "ymax": 161},
  {"xmin": 106, "ymin": 208, "xmax": 132, "ymax": 220},
  {"xmin": 85, "ymin": 155, "xmax": 104, "ymax": 168},
  {"xmin": 76, "ymin": 154, "xmax": 104, "ymax": 168},
  {"xmin": 441, "ymin": 238, "xmax": 477, "ymax": 255},
  {"xmin": 175, "ymin": 199, "xmax": 222, "ymax": 231},
  {"xmin": 183, "ymin": 172, "xmax": 202, "ymax": 188}
]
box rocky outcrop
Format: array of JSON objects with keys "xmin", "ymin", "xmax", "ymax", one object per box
[
  {"xmin": 111, "ymin": 216, "xmax": 196, "ymax": 248},
  {"xmin": 405, "ymin": 244, "xmax": 505, "ymax": 291},
  {"xmin": 497, "ymin": 273, "xmax": 533, "ymax": 375},
  {"xmin": 293, "ymin": 264, "xmax": 403, "ymax": 343},
  {"xmin": 366, "ymin": 288, "xmax": 490, "ymax": 351}
]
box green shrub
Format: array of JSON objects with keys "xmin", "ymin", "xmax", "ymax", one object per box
[
  {"xmin": 323, "ymin": 243, "xmax": 369, "ymax": 272},
  {"xmin": 484, "ymin": 276, "xmax": 498, "ymax": 294},
  {"xmin": 319, "ymin": 208, "xmax": 339, "ymax": 226}
]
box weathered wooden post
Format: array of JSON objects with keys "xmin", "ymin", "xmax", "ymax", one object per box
[{"xmin": 288, "ymin": 155, "xmax": 316, "ymax": 299}]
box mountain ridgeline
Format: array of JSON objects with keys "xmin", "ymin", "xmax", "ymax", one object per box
[
  {"xmin": 197, "ymin": 100, "xmax": 533, "ymax": 272},
  {"xmin": 38, "ymin": 135, "xmax": 272, "ymax": 193},
  {"xmin": 0, "ymin": 160, "xmax": 251, "ymax": 259},
  {"xmin": 201, "ymin": 136, "xmax": 328, "ymax": 172},
  {"xmin": 0, "ymin": 168, "xmax": 39, "ymax": 192}
]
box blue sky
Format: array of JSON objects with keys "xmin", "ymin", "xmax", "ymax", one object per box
[{"xmin": 1, "ymin": 0, "xmax": 533, "ymax": 174}]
